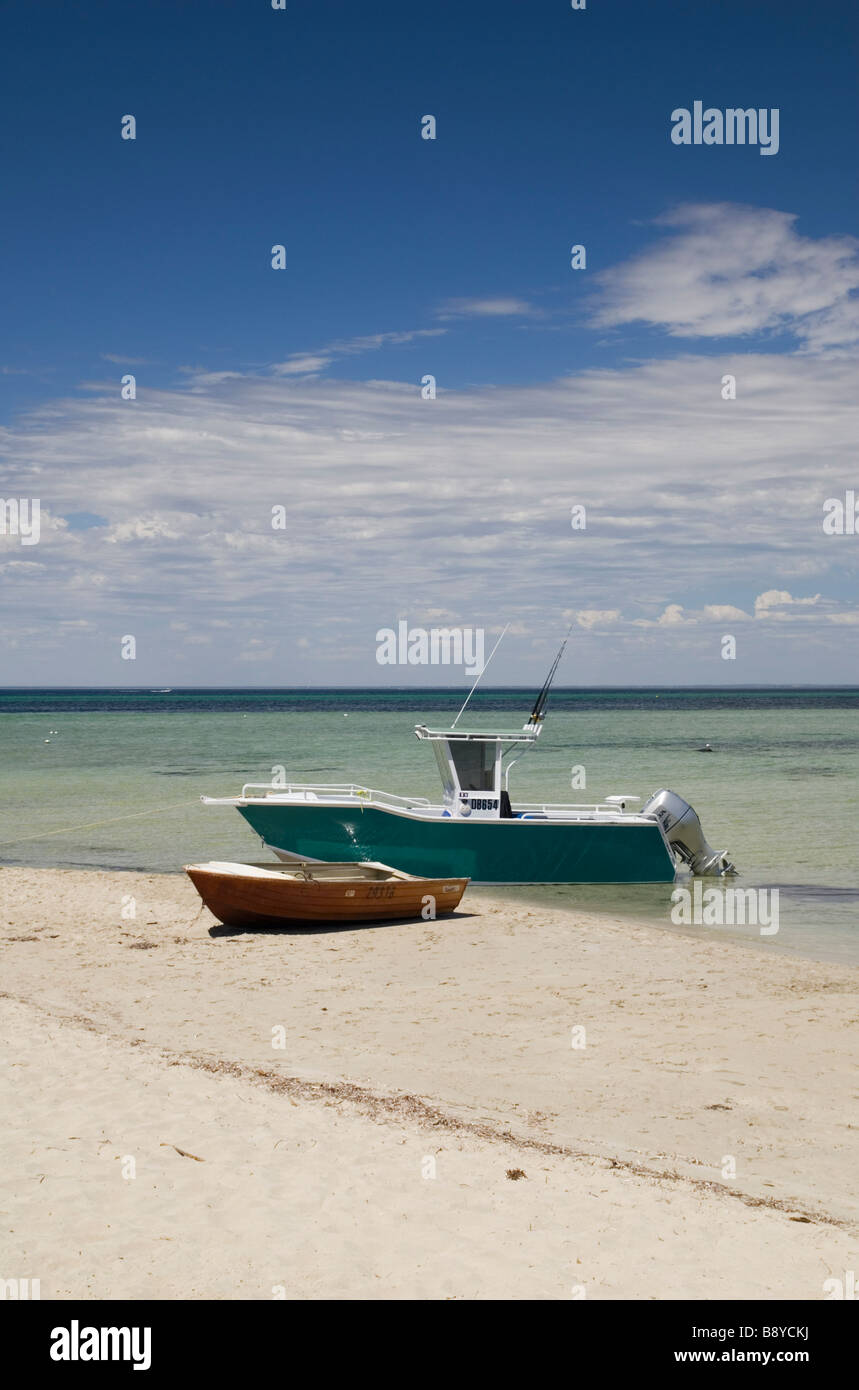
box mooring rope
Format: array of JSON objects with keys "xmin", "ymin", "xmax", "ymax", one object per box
[{"xmin": 0, "ymin": 798, "xmax": 202, "ymax": 849}]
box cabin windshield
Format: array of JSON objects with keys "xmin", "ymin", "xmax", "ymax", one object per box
[
  {"xmin": 432, "ymin": 743, "xmax": 455, "ymax": 799},
  {"xmin": 450, "ymin": 741, "xmax": 496, "ymax": 791}
]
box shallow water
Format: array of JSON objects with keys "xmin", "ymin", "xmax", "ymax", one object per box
[{"xmin": 1, "ymin": 688, "xmax": 856, "ymax": 965}]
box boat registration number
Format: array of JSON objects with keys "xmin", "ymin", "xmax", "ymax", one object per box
[{"xmin": 366, "ymin": 885, "xmax": 397, "ymax": 899}]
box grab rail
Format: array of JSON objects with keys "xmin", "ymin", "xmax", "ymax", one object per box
[
  {"xmin": 513, "ymin": 801, "xmax": 626, "ymax": 815},
  {"xmin": 239, "ymin": 782, "xmax": 432, "ymax": 809}
]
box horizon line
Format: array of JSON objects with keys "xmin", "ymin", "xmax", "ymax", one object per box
[{"xmin": 1, "ymin": 684, "xmax": 857, "ymax": 693}]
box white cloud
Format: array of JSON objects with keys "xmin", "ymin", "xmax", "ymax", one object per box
[
  {"xmin": 754, "ymin": 589, "xmax": 821, "ymax": 616},
  {"xmin": 606, "ymin": 592, "xmax": 841, "ymax": 632},
  {"xmin": 194, "ymin": 329, "xmax": 447, "ymax": 386},
  {"xmin": 592, "ymin": 204, "xmax": 859, "ymax": 350},
  {"xmin": 0, "ymin": 559, "xmax": 44, "ymax": 573},
  {"xmin": 703, "ymin": 604, "xmax": 750, "ymax": 622},
  {"xmin": 657, "ymin": 604, "xmax": 693, "ymax": 626},
  {"xmin": 272, "ymin": 355, "xmax": 332, "ymax": 376},
  {"xmin": 1, "ymin": 344, "xmax": 856, "ymax": 682},
  {"xmin": 436, "ymin": 297, "xmax": 539, "ymax": 319},
  {"xmin": 328, "ymin": 329, "xmax": 446, "ymax": 353},
  {"xmin": 181, "ymin": 369, "xmax": 246, "ymax": 388},
  {"xmin": 570, "ymin": 609, "xmax": 621, "ymax": 629},
  {"xmin": 105, "ymin": 516, "xmax": 184, "ymax": 543}
]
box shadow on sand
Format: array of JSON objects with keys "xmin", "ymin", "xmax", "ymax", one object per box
[{"xmin": 207, "ymin": 910, "xmax": 479, "ymax": 939}]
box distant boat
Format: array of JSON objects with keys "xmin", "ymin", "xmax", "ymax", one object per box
[
  {"xmin": 184, "ymin": 860, "xmax": 468, "ymax": 927},
  {"xmin": 150, "ymin": 688, "xmax": 173, "ymax": 693},
  {"xmin": 697, "ymin": 743, "xmax": 714, "ymax": 752}
]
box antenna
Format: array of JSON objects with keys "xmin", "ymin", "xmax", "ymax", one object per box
[
  {"xmin": 451, "ymin": 623, "xmax": 509, "ymax": 728},
  {"xmin": 524, "ymin": 625, "xmax": 572, "ymax": 729}
]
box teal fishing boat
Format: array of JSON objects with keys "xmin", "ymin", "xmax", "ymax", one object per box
[{"xmin": 203, "ymin": 636, "xmax": 735, "ymax": 885}]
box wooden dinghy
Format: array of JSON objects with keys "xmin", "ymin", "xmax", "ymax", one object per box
[{"xmin": 184, "ymin": 859, "xmax": 469, "ymax": 927}]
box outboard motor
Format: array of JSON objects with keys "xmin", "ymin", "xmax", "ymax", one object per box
[{"xmin": 642, "ymin": 789, "xmax": 736, "ymax": 876}]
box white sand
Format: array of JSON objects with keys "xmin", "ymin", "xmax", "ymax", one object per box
[{"xmin": 1, "ymin": 866, "xmax": 856, "ymax": 1300}]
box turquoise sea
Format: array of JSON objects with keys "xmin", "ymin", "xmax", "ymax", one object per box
[{"xmin": 1, "ymin": 688, "xmax": 857, "ymax": 965}]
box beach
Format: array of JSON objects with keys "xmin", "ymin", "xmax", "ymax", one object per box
[{"xmin": 1, "ymin": 865, "xmax": 856, "ymax": 1300}]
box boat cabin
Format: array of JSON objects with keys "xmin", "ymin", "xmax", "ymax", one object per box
[{"xmin": 414, "ymin": 724, "xmax": 540, "ymax": 820}]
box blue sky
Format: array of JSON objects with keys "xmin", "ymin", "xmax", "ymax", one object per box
[{"xmin": 1, "ymin": 0, "xmax": 857, "ymax": 684}]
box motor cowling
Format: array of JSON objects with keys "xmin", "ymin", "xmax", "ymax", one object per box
[{"xmin": 641, "ymin": 788, "xmax": 736, "ymax": 876}]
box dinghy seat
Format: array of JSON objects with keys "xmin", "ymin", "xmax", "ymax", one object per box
[{"xmin": 197, "ymin": 861, "xmax": 285, "ymax": 877}]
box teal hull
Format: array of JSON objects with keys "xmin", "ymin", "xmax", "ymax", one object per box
[{"xmin": 237, "ymin": 803, "xmax": 675, "ymax": 884}]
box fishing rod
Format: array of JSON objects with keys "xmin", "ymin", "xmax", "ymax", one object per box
[
  {"xmin": 523, "ymin": 625, "xmax": 573, "ymax": 730},
  {"xmin": 451, "ymin": 623, "xmax": 510, "ymax": 728}
]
